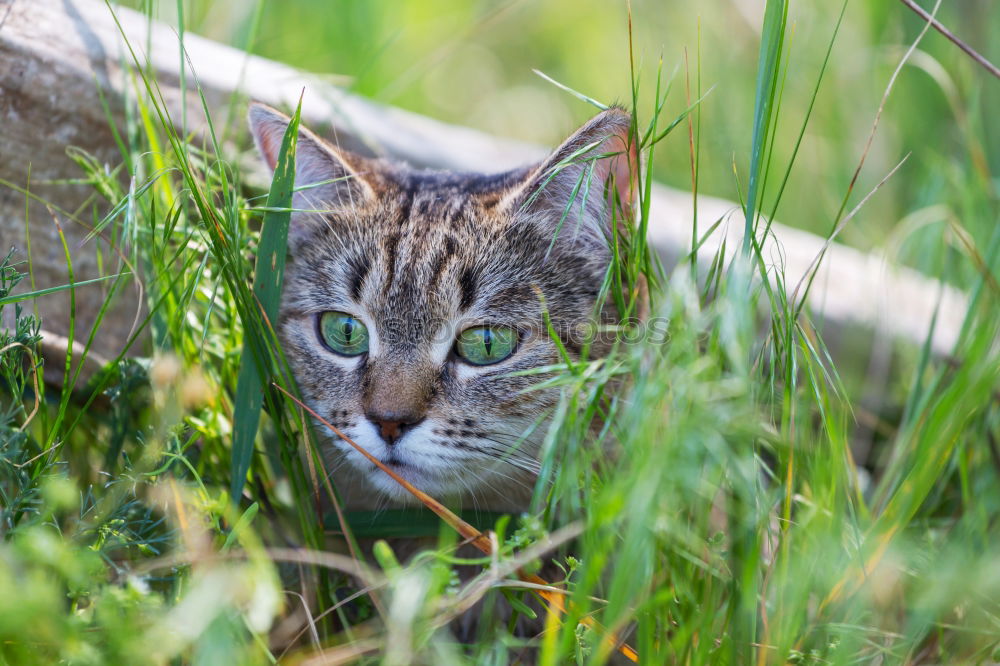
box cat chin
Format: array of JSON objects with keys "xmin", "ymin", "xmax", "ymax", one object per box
[
  {"xmin": 359, "ymin": 464, "xmax": 491, "ymax": 509},
  {"xmin": 364, "ymin": 471, "xmax": 448, "ymax": 503},
  {"xmin": 325, "ymin": 426, "xmax": 537, "ymax": 511},
  {"xmin": 357, "ymin": 463, "xmax": 534, "ymax": 513}
]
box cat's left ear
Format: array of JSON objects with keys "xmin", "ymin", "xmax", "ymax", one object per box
[
  {"xmin": 248, "ymin": 102, "xmax": 375, "ymax": 218},
  {"xmin": 507, "ymin": 107, "xmax": 637, "ymax": 252}
]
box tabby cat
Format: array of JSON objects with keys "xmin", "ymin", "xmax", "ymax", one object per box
[{"xmin": 249, "ymin": 103, "xmax": 635, "ymax": 514}]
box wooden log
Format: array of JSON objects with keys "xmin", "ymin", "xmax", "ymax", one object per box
[{"xmin": 0, "ymin": 0, "xmax": 967, "ymax": 375}]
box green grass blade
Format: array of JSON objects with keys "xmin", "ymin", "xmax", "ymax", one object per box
[
  {"xmin": 742, "ymin": 0, "xmax": 788, "ymax": 257},
  {"xmin": 229, "ymin": 97, "xmax": 301, "ymax": 503},
  {"xmin": 0, "ymin": 273, "xmax": 127, "ymax": 307}
]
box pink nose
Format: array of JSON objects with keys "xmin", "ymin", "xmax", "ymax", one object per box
[
  {"xmin": 366, "ymin": 411, "xmax": 424, "ymax": 445},
  {"xmin": 378, "ymin": 420, "xmax": 403, "ymax": 444}
]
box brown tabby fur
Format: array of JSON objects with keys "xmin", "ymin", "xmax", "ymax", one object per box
[{"xmin": 249, "ymin": 103, "xmax": 635, "ymax": 515}]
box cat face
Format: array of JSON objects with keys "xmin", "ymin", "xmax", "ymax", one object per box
[{"xmin": 249, "ymin": 104, "xmax": 634, "ymax": 511}]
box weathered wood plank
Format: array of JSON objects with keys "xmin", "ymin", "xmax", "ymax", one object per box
[{"xmin": 0, "ymin": 0, "xmax": 967, "ymax": 370}]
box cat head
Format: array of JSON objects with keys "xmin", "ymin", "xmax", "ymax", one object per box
[{"xmin": 249, "ymin": 103, "xmax": 635, "ymax": 510}]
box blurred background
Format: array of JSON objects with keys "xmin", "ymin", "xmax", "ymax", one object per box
[{"xmin": 121, "ymin": 0, "xmax": 999, "ymax": 281}]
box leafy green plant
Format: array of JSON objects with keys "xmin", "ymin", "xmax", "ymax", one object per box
[{"xmin": 1, "ymin": 0, "xmax": 998, "ymax": 663}]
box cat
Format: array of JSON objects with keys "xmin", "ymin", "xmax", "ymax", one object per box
[{"xmin": 249, "ymin": 102, "xmax": 635, "ymax": 515}]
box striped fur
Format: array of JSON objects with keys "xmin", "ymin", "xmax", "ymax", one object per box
[{"xmin": 250, "ymin": 104, "xmax": 635, "ymax": 512}]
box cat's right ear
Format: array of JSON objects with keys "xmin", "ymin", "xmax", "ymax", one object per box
[{"xmin": 248, "ymin": 103, "xmax": 374, "ymax": 222}]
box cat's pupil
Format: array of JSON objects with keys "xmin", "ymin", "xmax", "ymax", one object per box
[
  {"xmin": 483, "ymin": 329, "xmax": 492, "ymax": 355},
  {"xmin": 343, "ymin": 318, "xmax": 354, "ymax": 342}
]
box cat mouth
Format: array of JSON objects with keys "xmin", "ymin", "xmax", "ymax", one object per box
[
  {"xmin": 383, "ymin": 456, "xmax": 409, "ymax": 470},
  {"xmin": 370, "ymin": 454, "xmax": 442, "ymax": 489},
  {"xmin": 374, "ymin": 454, "xmax": 420, "ymax": 474}
]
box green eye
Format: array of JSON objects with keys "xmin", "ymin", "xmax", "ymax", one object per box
[
  {"xmin": 455, "ymin": 326, "xmax": 518, "ymax": 366},
  {"xmin": 319, "ymin": 311, "xmax": 369, "ymax": 356}
]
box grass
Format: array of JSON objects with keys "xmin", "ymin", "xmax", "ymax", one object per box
[{"xmin": 2, "ymin": 0, "xmax": 999, "ymax": 664}]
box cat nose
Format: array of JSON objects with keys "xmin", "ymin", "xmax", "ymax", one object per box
[{"xmin": 367, "ymin": 411, "xmax": 424, "ymax": 445}]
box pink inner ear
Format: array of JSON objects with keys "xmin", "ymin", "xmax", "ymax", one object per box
[
  {"xmin": 248, "ymin": 104, "xmax": 290, "ymax": 172},
  {"xmin": 257, "ymin": 124, "xmax": 281, "ymax": 171},
  {"xmin": 599, "ymin": 131, "xmax": 638, "ymax": 218}
]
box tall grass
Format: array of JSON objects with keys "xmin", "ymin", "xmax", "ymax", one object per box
[{"xmin": 1, "ymin": 1, "xmax": 998, "ymax": 664}]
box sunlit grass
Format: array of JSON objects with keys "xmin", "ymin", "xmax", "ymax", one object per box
[{"xmin": 0, "ymin": 0, "xmax": 998, "ymax": 664}]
